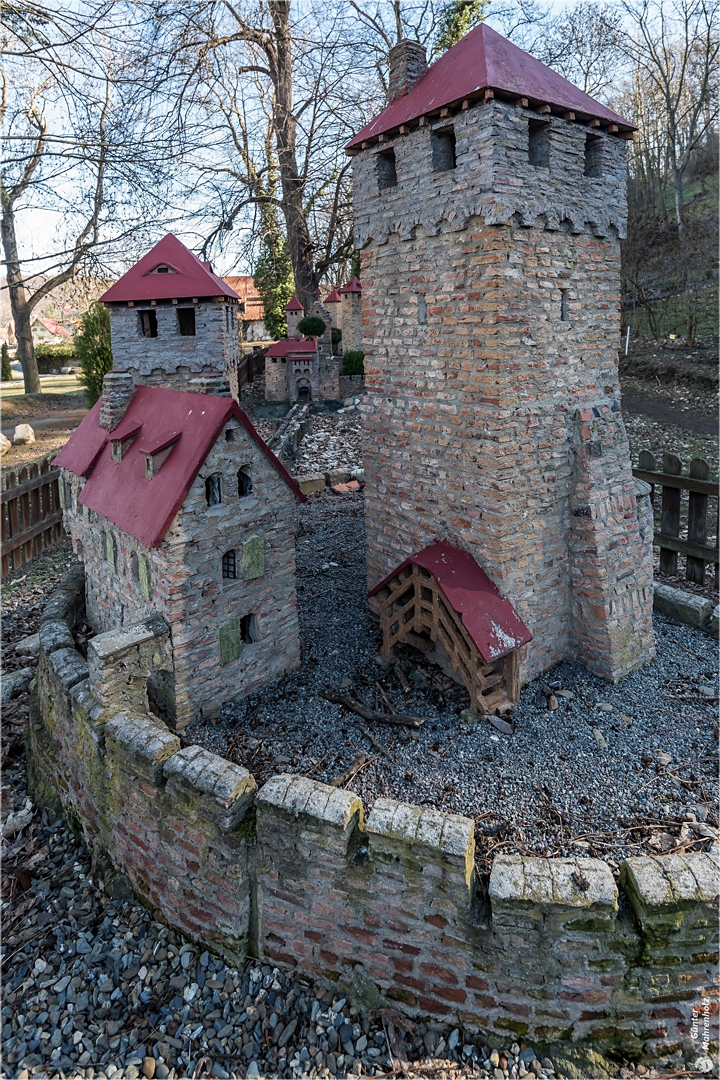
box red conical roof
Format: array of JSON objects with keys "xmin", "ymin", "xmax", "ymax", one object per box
[
  {"xmin": 340, "ymin": 277, "xmax": 362, "ymax": 294},
  {"xmin": 347, "ymin": 23, "xmax": 632, "ymax": 151},
  {"xmin": 286, "ymin": 296, "xmax": 304, "ymax": 311},
  {"xmin": 99, "ymin": 234, "xmax": 239, "ymax": 303},
  {"xmin": 325, "ymin": 289, "xmax": 342, "ymax": 303}
]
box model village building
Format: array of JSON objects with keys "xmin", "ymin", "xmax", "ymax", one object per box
[
  {"xmin": 349, "ymin": 23, "xmax": 655, "ymax": 691},
  {"xmin": 55, "ymin": 238, "xmax": 305, "ymax": 730}
]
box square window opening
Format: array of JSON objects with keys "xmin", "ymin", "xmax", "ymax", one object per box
[
  {"xmin": 222, "ymin": 549, "xmax": 237, "ymax": 579},
  {"xmin": 431, "ymin": 127, "xmax": 456, "ymax": 172},
  {"xmin": 376, "ymin": 149, "xmax": 397, "ymax": 192},
  {"xmin": 240, "ymin": 613, "xmax": 258, "ymax": 643},
  {"xmin": 225, "ymin": 428, "xmax": 235, "ymax": 441},
  {"xmin": 584, "ymin": 134, "xmax": 603, "ymax": 178},
  {"xmin": 528, "ymin": 120, "xmax": 550, "ymax": 168},
  {"xmin": 139, "ymin": 310, "xmax": 158, "ymax": 338},
  {"xmin": 178, "ymin": 308, "xmax": 196, "ymax": 336}
]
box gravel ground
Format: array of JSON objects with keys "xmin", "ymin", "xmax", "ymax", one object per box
[{"xmin": 192, "ymin": 491, "xmax": 719, "ymax": 868}]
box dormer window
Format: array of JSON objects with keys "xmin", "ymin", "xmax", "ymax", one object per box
[
  {"xmin": 177, "ymin": 308, "xmax": 196, "ymax": 336},
  {"xmin": 111, "ymin": 422, "xmax": 141, "ymax": 462},
  {"xmin": 142, "ymin": 432, "xmax": 180, "ymax": 478},
  {"xmin": 139, "ymin": 310, "xmax": 158, "ymax": 338},
  {"xmin": 148, "ymin": 264, "xmax": 176, "ymax": 274}
]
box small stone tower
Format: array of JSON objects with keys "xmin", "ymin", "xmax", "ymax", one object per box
[
  {"xmin": 339, "ymin": 277, "xmax": 363, "ymax": 352},
  {"xmin": 99, "ymin": 234, "xmax": 240, "ymax": 393},
  {"xmin": 348, "ymin": 25, "xmax": 654, "ymax": 684},
  {"xmin": 286, "ymin": 296, "xmax": 304, "ymax": 337}
]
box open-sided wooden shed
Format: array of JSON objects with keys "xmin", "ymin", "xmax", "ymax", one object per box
[{"xmin": 369, "ymin": 542, "xmax": 532, "ymax": 716}]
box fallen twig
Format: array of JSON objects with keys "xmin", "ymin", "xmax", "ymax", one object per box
[
  {"xmin": 321, "ymin": 689, "xmax": 425, "ymax": 728},
  {"xmin": 329, "ymin": 752, "xmax": 368, "ymax": 788}
]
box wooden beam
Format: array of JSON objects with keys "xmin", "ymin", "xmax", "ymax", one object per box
[
  {"xmin": 516, "ymin": 97, "xmax": 529, "ymax": 108},
  {"xmin": 461, "ymin": 99, "xmax": 469, "ymax": 110},
  {"xmin": 538, "ymin": 103, "xmax": 551, "ymax": 113},
  {"xmin": 606, "ymin": 124, "xmax": 618, "ymax": 133},
  {"xmin": 654, "ymin": 532, "xmax": 719, "ymax": 562},
  {"xmin": 484, "ymin": 89, "xmax": 494, "ymax": 101},
  {"xmin": 1, "ymin": 512, "xmax": 63, "ymax": 557},
  {"xmin": 588, "ymin": 118, "xmax": 601, "ymax": 127},
  {"xmin": 632, "ymin": 468, "xmax": 718, "ymax": 497},
  {"xmin": 563, "ymin": 111, "xmax": 575, "ymax": 121}
]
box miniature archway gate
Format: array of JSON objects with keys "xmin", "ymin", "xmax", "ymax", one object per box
[{"xmin": 369, "ymin": 542, "xmax": 532, "ymax": 717}]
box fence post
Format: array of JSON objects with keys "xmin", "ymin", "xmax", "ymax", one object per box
[
  {"xmin": 659, "ymin": 454, "xmax": 682, "ymax": 577},
  {"xmin": 686, "ymin": 458, "xmax": 710, "ymax": 585}
]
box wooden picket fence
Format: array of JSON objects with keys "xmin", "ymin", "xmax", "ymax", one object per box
[
  {"xmin": 633, "ymin": 451, "xmax": 719, "ymax": 588},
  {"xmin": 1, "ymin": 457, "xmax": 65, "ymax": 579}
]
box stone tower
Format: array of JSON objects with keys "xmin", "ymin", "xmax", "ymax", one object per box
[
  {"xmin": 100, "ymin": 233, "xmax": 240, "ymax": 393},
  {"xmin": 347, "ymin": 25, "xmax": 654, "ymax": 683}
]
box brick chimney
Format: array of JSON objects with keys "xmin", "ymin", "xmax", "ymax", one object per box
[
  {"xmin": 99, "ymin": 371, "xmax": 135, "ymax": 431},
  {"xmin": 388, "ymin": 39, "xmax": 428, "ymax": 102}
]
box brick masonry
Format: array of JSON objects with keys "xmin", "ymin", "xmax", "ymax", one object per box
[
  {"xmin": 108, "ymin": 299, "xmax": 239, "ymax": 393},
  {"xmin": 29, "ymin": 568, "xmax": 719, "ymax": 1065},
  {"xmin": 61, "ymin": 412, "xmax": 301, "ymax": 728},
  {"xmin": 352, "ymin": 97, "xmax": 654, "ymax": 682}
]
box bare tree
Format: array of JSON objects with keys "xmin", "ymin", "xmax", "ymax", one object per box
[{"xmin": 533, "ymin": 3, "xmax": 624, "ymax": 97}]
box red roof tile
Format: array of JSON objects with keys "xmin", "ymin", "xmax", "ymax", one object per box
[
  {"xmin": 266, "ymin": 339, "xmax": 318, "ymax": 358},
  {"xmin": 325, "ymin": 290, "xmax": 342, "ymax": 303},
  {"xmin": 33, "ymin": 316, "xmax": 72, "ymax": 337},
  {"xmin": 368, "ymin": 540, "xmax": 532, "ymax": 662},
  {"xmin": 286, "ymin": 296, "xmax": 304, "ymax": 311},
  {"xmin": 99, "ymin": 235, "xmax": 240, "ymax": 304},
  {"xmin": 340, "ymin": 277, "xmax": 362, "ymax": 294},
  {"xmin": 54, "ymin": 386, "xmax": 304, "ymax": 548},
  {"xmin": 347, "ymin": 23, "xmax": 632, "ymax": 150}
]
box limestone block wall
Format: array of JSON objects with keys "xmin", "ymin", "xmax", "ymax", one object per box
[
  {"xmin": 340, "ymin": 292, "xmax": 362, "ymax": 352},
  {"xmin": 318, "ymin": 360, "xmax": 341, "ymax": 401},
  {"xmin": 29, "ymin": 574, "xmax": 719, "ymax": 1063},
  {"xmin": 60, "ymin": 414, "xmax": 301, "ymax": 727},
  {"xmin": 265, "ymin": 355, "xmax": 290, "ymax": 402},
  {"xmin": 108, "ymin": 300, "xmax": 239, "ymax": 391},
  {"xmin": 352, "ymin": 97, "xmax": 653, "ymax": 682}
]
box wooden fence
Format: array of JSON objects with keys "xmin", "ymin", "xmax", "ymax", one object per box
[
  {"xmin": 633, "ymin": 451, "xmax": 719, "ymax": 588},
  {"xmin": 1, "ymin": 457, "xmax": 65, "ymax": 579}
]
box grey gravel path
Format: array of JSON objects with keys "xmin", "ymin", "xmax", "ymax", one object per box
[{"xmin": 196, "ymin": 491, "xmax": 719, "ymax": 865}]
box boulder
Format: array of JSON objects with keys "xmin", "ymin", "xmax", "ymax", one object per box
[
  {"xmin": 653, "ymin": 582, "xmax": 712, "ymax": 628},
  {"xmin": 1, "ymin": 667, "xmax": 36, "ymax": 704},
  {"xmin": 15, "ymin": 633, "xmax": 40, "ymax": 658},
  {"xmin": 13, "ymin": 423, "xmax": 35, "ymax": 445},
  {"xmin": 0, "ymin": 432, "xmax": 10, "ymax": 455}
]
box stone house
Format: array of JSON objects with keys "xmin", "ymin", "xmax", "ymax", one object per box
[
  {"xmin": 348, "ymin": 24, "xmax": 654, "ymax": 685},
  {"xmin": 264, "ymin": 296, "xmax": 340, "ymax": 404},
  {"xmin": 100, "ymin": 233, "xmax": 240, "ymax": 393},
  {"xmin": 54, "ymin": 370, "xmax": 305, "ymax": 729},
  {"xmin": 31, "ymin": 316, "xmax": 72, "ymax": 345}
]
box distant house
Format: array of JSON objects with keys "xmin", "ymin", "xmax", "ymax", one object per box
[
  {"xmin": 223, "ymin": 276, "xmax": 267, "ymax": 341},
  {"xmin": 31, "ymin": 316, "xmax": 72, "ymax": 345}
]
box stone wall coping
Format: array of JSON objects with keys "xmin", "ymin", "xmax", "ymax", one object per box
[
  {"xmin": 489, "ymin": 854, "xmax": 618, "ymax": 910},
  {"xmin": 621, "ymin": 853, "xmax": 720, "ymax": 913},
  {"xmin": 163, "ymin": 745, "xmax": 256, "ymax": 810},
  {"xmin": 366, "ymin": 797, "xmax": 474, "ymax": 860},
  {"xmin": 88, "ymin": 615, "xmax": 170, "ymax": 663},
  {"xmin": 105, "ymin": 711, "xmax": 180, "ymax": 767},
  {"xmin": 257, "ymin": 773, "xmax": 363, "ymax": 831},
  {"xmin": 49, "ymin": 648, "xmax": 89, "ymax": 691},
  {"xmin": 39, "ymin": 620, "xmax": 76, "ymax": 656}
]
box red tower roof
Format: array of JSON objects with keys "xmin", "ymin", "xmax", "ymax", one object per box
[
  {"xmin": 340, "ymin": 277, "xmax": 362, "ymax": 294},
  {"xmin": 325, "ymin": 289, "xmax": 342, "ymax": 303},
  {"xmin": 286, "ymin": 296, "xmax": 304, "ymax": 311},
  {"xmin": 347, "ymin": 23, "xmax": 632, "ymax": 151},
  {"xmin": 99, "ymin": 234, "xmax": 239, "ymax": 304},
  {"xmin": 368, "ymin": 541, "xmax": 532, "ymax": 663},
  {"xmin": 54, "ymin": 386, "xmax": 304, "ymax": 548}
]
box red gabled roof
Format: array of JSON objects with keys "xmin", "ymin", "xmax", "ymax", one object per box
[
  {"xmin": 286, "ymin": 296, "xmax": 304, "ymax": 311},
  {"xmin": 266, "ymin": 339, "xmax": 317, "ymax": 358},
  {"xmin": 54, "ymin": 386, "xmax": 304, "ymax": 548},
  {"xmin": 368, "ymin": 541, "xmax": 532, "ymax": 662},
  {"xmin": 99, "ymin": 235, "xmax": 240, "ymax": 304},
  {"xmin": 347, "ymin": 23, "xmax": 632, "ymax": 151},
  {"xmin": 34, "ymin": 316, "xmax": 72, "ymax": 337},
  {"xmin": 325, "ymin": 289, "xmax": 342, "ymax": 303},
  {"xmin": 340, "ymin": 277, "xmax": 362, "ymax": 294}
]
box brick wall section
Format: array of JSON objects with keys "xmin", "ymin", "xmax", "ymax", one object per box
[
  {"xmin": 61, "ymin": 415, "xmax": 301, "ymax": 728},
  {"xmin": 30, "ymin": 576, "xmax": 718, "ymax": 1063},
  {"xmin": 340, "ymin": 291, "xmax": 363, "ymax": 353},
  {"xmin": 108, "ymin": 300, "xmax": 239, "ymax": 392},
  {"xmin": 352, "ymin": 97, "xmax": 654, "ymax": 682}
]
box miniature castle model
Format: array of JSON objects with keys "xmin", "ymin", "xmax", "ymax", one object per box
[
  {"xmin": 100, "ymin": 233, "xmax": 240, "ymax": 393},
  {"xmin": 264, "ymin": 295, "xmax": 341, "ymax": 403},
  {"xmin": 349, "ymin": 24, "xmax": 655, "ymax": 687},
  {"xmin": 55, "ymin": 237, "xmax": 305, "ymax": 729}
]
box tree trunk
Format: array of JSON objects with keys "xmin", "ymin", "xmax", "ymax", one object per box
[
  {"xmin": 1, "ymin": 204, "xmax": 41, "ymax": 394},
  {"xmin": 672, "ymin": 169, "xmax": 685, "ymax": 240},
  {"xmin": 269, "ymin": 1, "xmax": 318, "ymax": 312}
]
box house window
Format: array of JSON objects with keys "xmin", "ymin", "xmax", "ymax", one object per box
[
  {"xmin": 178, "ymin": 308, "xmax": 196, "ymax": 336},
  {"xmin": 376, "ymin": 149, "xmax": 397, "ymax": 191},
  {"xmin": 138, "ymin": 553, "xmax": 151, "ymax": 600},
  {"xmin": 139, "ymin": 310, "xmax": 158, "ymax": 338},
  {"xmin": 584, "ymin": 134, "xmax": 603, "ymax": 178},
  {"xmin": 130, "ymin": 551, "xmax": 139, "ymax": 580},
  {"xmin": 222, "ymin": 549, "xmax": 237, "ymax": 579},
  {"xmin": 238, "ymin": 466, "xmax": 253, "ymax": 497},
  {"xmin": 243, "ymin": 535, "xmax": 265, "ymax": 580},
  {"xmin": 240, "ymin": 613, "xmax": 258, "ymax": 643},
  {"xmin": 219, "ymin": 617, "xmax": 242, "ymax": 665},
  {"xmin": 528, "ymin": 120, "xmax": 550, "ymax": 168},
  {"xmin": 205, "ymin": 474, "xmax": 222, "ymax": 506},
  {"xmin": 431, "ymin": 127, "xmax": 456, "ymax": 172},
  {"xmin": 104, "ymin": 531, "xmax": 117, "ymax": 571},
  {"xmin": 560, "ymin": 289, "xmax": 569, "ymax": 322}
]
